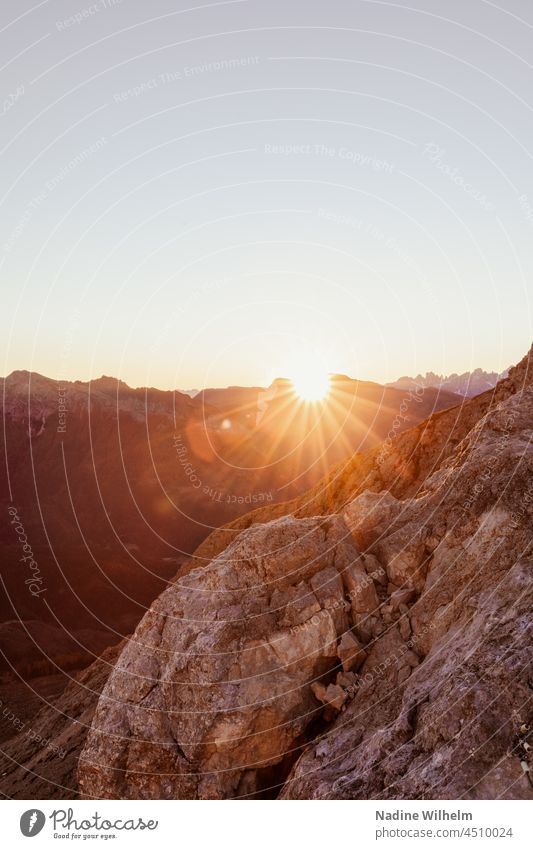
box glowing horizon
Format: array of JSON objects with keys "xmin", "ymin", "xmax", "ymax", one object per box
[{"xmin": 1, "ymin": 0, "xmax": 531, "ymax": 393}]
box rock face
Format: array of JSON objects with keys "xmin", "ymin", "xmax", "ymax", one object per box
[
  {"xmin": 78, "ymin": 516, "xmax": 382, "ymax": 799},
  {"xmin": 283, "ymin": 389, "xmax": 533, "ymax": 799},
  {"xmin": 76, "ymin": 345, "xmax": 533, "ymax": 800}
]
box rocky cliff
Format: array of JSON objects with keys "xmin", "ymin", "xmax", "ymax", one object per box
[{"xmin": 74, "ymin": 345, "xmax": 532, "ymax": 799}]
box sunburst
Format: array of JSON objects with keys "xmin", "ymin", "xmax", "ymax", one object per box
[{"xmin": 288, "ymin": 358, "xmax": 331, "ymax": 402}]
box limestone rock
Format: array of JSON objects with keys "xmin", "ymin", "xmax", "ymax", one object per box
[
  {"xmin": 337, "ymin": 631, "xmax": 367, "ymax": 672},
  {"xmin": 323, "ymin": 684, "xmax": 347, "ymax": 711},
  {"xmin": 282, "ymin": 370, "xmax": 533, "ymax": 799},
  {"xmin": 342, "ymin": 564, "xmax": 380, "ymax": 615},
  {"xmin": 343, "ymin": 490, "xmax": 401, "ymax": 549},
  {"xmin": 78, "ymin": 515, "xmax": 365, "ymax": 799},
  {"xmin": 75, "ymin": 346, "xmax": 533, "ymax": 801},
  {"xmin": 398, "ymin": 615, "xmax": 412, "ymax": 641}
]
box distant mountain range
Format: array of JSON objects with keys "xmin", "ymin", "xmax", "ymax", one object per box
[
  {"xmin": 181, "ymin": 365, "xmax": 507, "ymax": 402},
  {"xmin": 386, "ymin": 366, "xmax": 508, "ymax": 397}
]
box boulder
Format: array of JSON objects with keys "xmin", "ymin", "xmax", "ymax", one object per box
[
  {"xmin": 336, "ymin": 631, "xmax": 367, "ymax": 673},
  {"xmin": 78, "ymin": 515, "xmax": 364, "ymax": 799}
]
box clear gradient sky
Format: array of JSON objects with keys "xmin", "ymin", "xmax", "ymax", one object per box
[{"xmin": 1, "ymin": 0, "xmax": 532, "ymax": 389}]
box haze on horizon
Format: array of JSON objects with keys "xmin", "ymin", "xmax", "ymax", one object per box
[{"xmin": 1, "ymin": 0, "xmax": 532, "ymax": 391}]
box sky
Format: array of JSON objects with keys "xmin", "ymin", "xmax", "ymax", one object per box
[{"xmin": 1, "ymin": 0, "xmax": 532, "ymax": 389}]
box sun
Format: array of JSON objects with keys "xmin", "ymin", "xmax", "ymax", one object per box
[{"xmin": 290, "ymin": 365, "xmax": 331, "ymax": 402}]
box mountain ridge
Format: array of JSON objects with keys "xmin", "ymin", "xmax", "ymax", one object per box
[
  {"xmin": 0, "ymin": 343, "xmax": 529, "ymax": 799},
  {"xmin": 386, "ymin": 366, "xmax": 508, "ymax": 398},
  {"xmin": 4, "ymin": 363, "xmax": 504, "ymax": 398}
]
